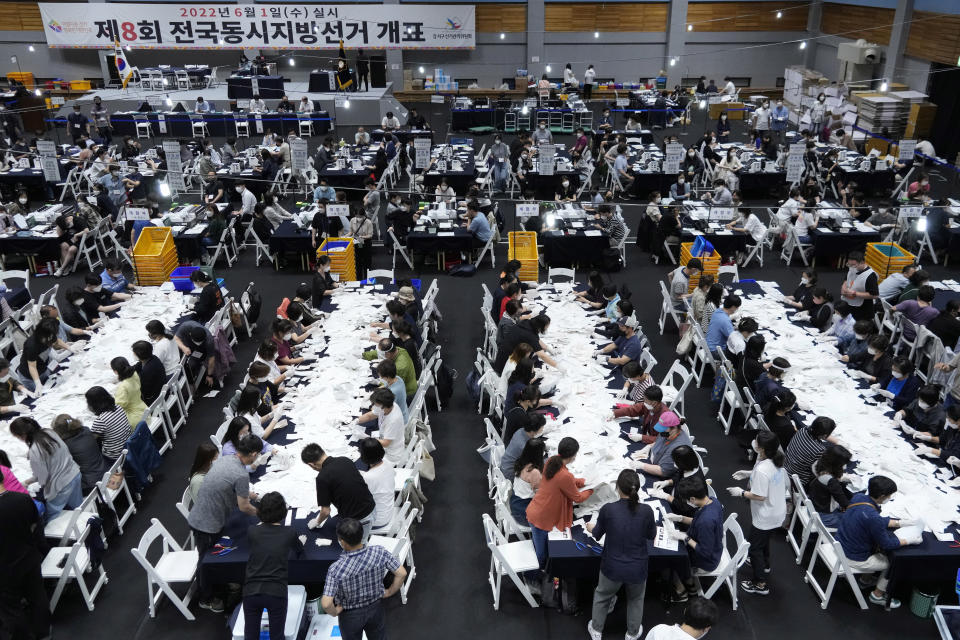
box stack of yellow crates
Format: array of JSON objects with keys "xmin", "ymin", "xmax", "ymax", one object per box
[
  {"xmin": 866, "ymin": 242, "xmax": 915, "ymax": 282},
  {"xmin": 508, "ymin": 231, "xmax": 539, "ymax": 282},
  {"xmin": 132, "ymin": 227, "xmax": 178, "ymax": 285},
  {"xmin": 317, "ymin": 237, "xmax": 356, "ymax": 281},
  {"xmin": 680, "ymin": 242, "xmax": 721, "ymax": 292}
]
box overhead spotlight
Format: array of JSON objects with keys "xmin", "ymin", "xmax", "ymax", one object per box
[
  {"xmin": 799, "ymin": 40, "xmax": 807, "ymax": 50},
  {"xmin": 687, "ymin": 24, "xmax": 693, "ymax": 31},
  {"xmin": 545, "ymin": 64, "xmax": 552, "ymax": 73},
  {"xmin": 162, "ymin": 78, "xmax": 169, "ymax": 86},
  {"xmin": 521, "ymin": 105, "xmax": 529, "ymax": 115},
  {"xmin": 159, "ymin": 182, "xmax": 171, "ymax": 197},
  {"xmin": 670, "ymin": 58, "xmax": 677, "ymax": 66},
  {"xmin": 593, "ymin": 31, "xmax": 599, "ymax": 38},
  {"xmin": 916, "ymin": 217, "xmax": 927, "ymax": 232},
  {"xmin": 343, "ymin": 99, "xmax": 350, "ymax": 109},
  {"xmin": 28, "ymin": 45, "xmax": 35, "ymax": 52},
  {"xmin": 418, "ymin": 66, "xmax": 425, "ymax": 73},
  {"xmin": 165, "ymin": 96, "xmax": 173, "ymax": 106},
  {"xmin": 500, "ymin": 32, "xmax": 505, "ymax": 40},
  {"xmin": 10, "ymin": 56, "xmax": 16, "ymax": 64},
  {"xmin": 545, "ymin": 213, "xmax": 556, "ymax": 227},
  {"xmin": 699, "ymin": 99, "xmax": 706, "ymax": 109},
  {"xmin": 34, "ymin": 88, "xmax": 42, "ymax": 96},
  {"xmin": 289, "ymin": 57, "xmax": 295, "ymax": 66},
  {"xmin": 776, "ymin": 11, "xmax": 782, "ymax": 18},
  {"xmin": 880, "ymin": 80, "xmax": 888, "ymax": 92}
]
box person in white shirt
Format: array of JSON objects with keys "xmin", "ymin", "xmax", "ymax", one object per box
[
  {"xmin": 356, "ymin": 388, "xmax": 405, "ymax": 464},
  {"xmin": 583, "ymin": 64, "xmax": 596, "ymax": 100},
  {"xmin": 355, "ymin": 127, "xmax": 371, "ymax": 146},
  {"xmin": 752, "ymin": 100, "xmax": 770, "ymax": 132},
  {"xmin": 717, "ymin": 148, "xmax": 742, "ymax": 191},
  {"xmin": 297, "ymin": 97, "xmax": 312, "ymax": 113},
  {"xmin": 722, "ymin": 77, "xmax": 736, "ymax": 97},
  {"xmin": 194, "ymin": 97, "xmax": 211, "ymax": 113},
  {"xmin": 727, "ymin": 210, "xmax": 767, "ymax": 250},
  {"xmin": 260, "ymin": 128, "xmax": 274, "ymax": 147},
  {"xmin": 775, "ymin": 186, "xmax": 803, "ymax": 232},
  {"xmin": 381, "ymin": 111, "xmax": 401, "ymax": 130},
  {"xmin": 233, "ymin": 181, "xmax": 257, "ymax": 218},
  {"xmin": 726, "ymin": 431, "xmax": 787, "ymax": 596},
  {"xmin": 644, "ymin": 597, "xmax": 718, "ymax": 639},
  {"xmin": 915, "ymin": 137, "xmax": 935, "ymax": 160},
  {"xmin": 145, "ymin": 319, "xmax": 182, "ymax": 377},
  {"xmin": 726, "ymin": 316, "xmax": 757, "ymax": 357},
  {"xmin": 563, "ymin": 63, "xmax": 576, "ymax": 89},
  {"xmin": 248, "ymin": 94, "xmax": 267, "ymax": 113},
  {"xmin": 434, "ymin": 179, "xmax": 456, "ymax": 204},
  {"xmin": 793, "ymin": 206, "xmax": 819, "ymax": 242},
  {"xmin": 358, "ymin": 438, "xmax": 396, "ymax": 530}
]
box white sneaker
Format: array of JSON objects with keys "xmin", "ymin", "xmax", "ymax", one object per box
[
  {"xmin": 53, "ymin": 268, "xmax": 63, "ymax": 277},
  {"xmin": 625, "ymin": 628, "xmax": 643, "ymax": 640},
  {"xmin": 587, "ymin": 620, "xmax": 603, "ymax": 640}
]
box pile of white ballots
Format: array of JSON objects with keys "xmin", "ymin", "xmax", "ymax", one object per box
[
  {"xmin": 738, "ymin": 280, "xmax": 960, "ymax": 535},
  {"xmin": 0, "ymin": 288, "xmax": 192, "ymax": 482},
  {"xmin": 521, "ymin": 282, "xmax": 656, "ymax": 520},
  {"xmin": 248, "ymin": 284, "xmax": 395, "ymax": 511}
]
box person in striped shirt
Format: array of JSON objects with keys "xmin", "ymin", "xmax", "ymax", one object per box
[{"xmin": 85, "ymin": 386, "xmax": 132, "ymax": 463}]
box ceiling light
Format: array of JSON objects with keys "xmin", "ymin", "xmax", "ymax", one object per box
[
  {"xmin": 699, "ymin": 99, "xmax": 706, "ymax": 109},
  {"xmin": 500, "ymin": 32, "xmax": 505, "ymax": 40},
  {"xmin": 28, "ymin": 45, "xmax": 35, "ymax": 52},
  {"xmin": 343, "ymin": 99, "xmax": 350, "ymax": 109},
  {"xmin": 289, "ymin": 57, "xmax": 295, "ymax": 66},
  {"xmin": 545, "ymin": 64, "xmax": 552, "ymax": 73},
  {"xmin": 34, "ymin": 88, "xmax": 41, "ymax": 96},
  {"xmin": 593, "ymin": 31, "xmax": 599, "ymax": 38},
  {"xmin": 418, "ymin": 66, "xmax": 425, "ymax": 73},
  {"xmin": 799, "ymin": 41, "xmax": 807, "ymax": 50},
  {"xmin": 670, "ymin": 58, "xmax": 676, "ymax": 66},
  {"xmin": 687, "ymin": 24, "xmax": 693, "ymax": 31},
  {"xmin": 776, "ymin": 11, "xmax": 782, "ymax": 18}
]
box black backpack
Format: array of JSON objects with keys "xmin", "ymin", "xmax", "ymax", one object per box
[
  {"xmin": 449, "ymin": 263, "xmax": 477, "ymax": 277},
  {"xmin": 601, "ymin": 248, "xmax": 623, "ymax": 272},
  {"xmin": 429, "ymin": 362, "xmax": 456, "ymax": 410},
  {"xmin": 243, "ymin": 282, "xmax": 262, "ymax": 325},
  {"xmin": 464, "ymin": 369, "xmax": 482, "ymax": 407}
]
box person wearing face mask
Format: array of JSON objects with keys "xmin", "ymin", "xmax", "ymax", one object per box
[
  {"xmin": 203, "ymin": 170, "xmax": 225, "ymax": 205},
  {"xmin": 647, "ymin": 597, "xmax": 719, "ymax": 639},
  {"xmin": 852, "ymin": 334, "xmax": 892, "ymax": 385},
  {"xmin": 98, "ymin": 163, "xmax": 127, "ymax": 210},
  {"xmin": 894, "ymin": 383, "xmax": 945, "ymax": 437},
  {"xmin": 489, "ymin": 134, "xmax": 510, "ymax": 193},
  {"xmin": 752, "ymin": 356, "xmax": 791, "ymax": 410},
  {"xmin": 768, "ymin": 99, "xmax": 790, "ymax": 143},
  {"xmin": 584, "ymin": 469, "xmax": 655, "ymax": 640},
  {"xmin": 532, "ymin": 120, "xmax": 553, "ymax": 145},
  {"xmin": 595, "ymin": 316, "xmax": 644, "ymax": 368},
  {"xmin": 235, "ymin": 380, "xmax": 283, "ymax": 441},
  {"xmin": 726, "ymin": 431, "xmax": 786, "ymax": 596},
  {"xmin": 174, "ymin": 322, "xmax": 217, "ymax": 387},
  {"xmin": 907, "ymin": 172, "xmax": 931, "ymax": 203},
  {"xmin": 871, "ymin": 356, "xmax": 920, "ymax": 411},
  {"xmin": 715, "ymin": 112, "xmax": 730, "ymax": 143},
  {"xmin": 233, "ymin": 181, "xmax": 258, "ymax": 219},
  {"xmin": 661, "ymin": 476, "xmax": 724, "ymax": 605},
  {"xmin": 835, "ymin": 475, "xmax": 922, "ymax": 608},
  {"xmin": 808, "ymin": 92, "xmax": 828, "ymax": 141},
  {"xmin": 554, "ymin": 175, "xmax": 576, "ymax": 202},
  {"xmin": 310, "ymin": 255, "xmax": 338, "ymax": 306},
  {"xmin": 649, "ymin": 445, "xmax": 708, "ymax": 518},
  {"xmin": 894, "ymin": 284, "xmax": 939, "ymax": 342},
  {"xmin": 680, "ymin": 146, "xmax": 703, "ymax": 182},
  {"xmin": 838, "ymin": 319, "xmax": 874, "ymax": 365},
  {"xmin": 0, "ymin": 357, "xmax": 28, "ymax": 415},
  {"xmin": 52, "ymin": 212, "xmax": 86, "ymax": 277},
  {"xmin": 752, "ymin": 100, "xmax": 771, "ymax": 134},
  {"xmin": 352, "ymin": 388, "xmax": 405, "ymax": 466},
  {"xmin": 782, "ymin": 269, "xmax": 816, "ymax": 311},
  {"xmin": 702, "ymin": 179, "xmax": 732, "ymax": 207},
  {"xmin": 80, "ymin": 272, "xmax": 127, "ymax": 321},
  {"xmin": 131, "ymin": 340, "xmax": 165, "ymax": 406},
  {"xmin": 912, "ymin": 405, "xmax": 960, "ymax": 465},
  {"xmin": 99, "ymin": 257, "xmax": 135, "ymax": 295},
  {"xmin": 189, "ymin": 268, "xmax": 224, "ymax": 324},
  {"xmin": 803, "ymin": 287, "xmax": 834, "ymax": 332},
  {"xmin": 526, "ymin": 437, "xmax": 594, "ymax": 569},
  {"xmin": 253, "ymin": 340, "xmax": 288, "ymax": 388},
  {"xmin": 145, "ymin": 320, "xmax": 180, "ymax": 377},
  {"xmin": 822, "ymin": 300, "xmax": 855, "ymax": 346},
  {"xmin": 635, "ymin": 411, "xmax": 691, "ymax": 477}
]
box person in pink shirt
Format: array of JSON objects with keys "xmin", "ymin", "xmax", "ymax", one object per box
[{"xmin": 0, "ymin": 450, "xmax": 28, "ymax": 494}]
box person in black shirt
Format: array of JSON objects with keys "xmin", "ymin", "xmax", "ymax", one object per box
[
  {"xmin": 311, "ymin": 255, "xmax": 337, "ymax": 307},
  {"xmin": 407, "ymin": 108, "xmax": 428, "ymax": 130},
  {"xmin": 806, "ymin": 444, "xmax": 853, "ymax": 528},
  {"xmin": 356, "ymin": 49, "xmax": 370, "ymax": 92},
  {"xmin": 190, "ymin": 269, "xmax": 224, "ymax": 324},
  {"xmin": 275, "ymin": 95, "xmax": 294, "ymax": 113},
  {"xmin": 242, "ymin": 491, "xmax": 303, "ymax": 640},
  {"xmin": 855, "ymin": 335, "xmax": 893, "ymax": 386},
  {"xmin": 52, "ymin": 413, "xmax": 107, "ymax": 493},
  {"xmin": 54, "ymin": 212, "xmax": 87, "ymax": 277},
  {"xmin": 928, "ymin": 300, "xmax": 960, "ymax": 350},
  {"xmin": 66, "ymin": 104, "xmax": 89, "ymax": 143},
  {"xmin": 204, "ymin": 171, "xmax": 225, "ymax": 205},
  {"xmin": 0, "ymin": 477, "xmax": 50, "ymax": 639},
  {"xmin": 289, "ymin": 284, "xmax": 320, "ymax": 327},
  {"xmin": 647, "ymin": 444, "xmax": 708, "ymax": 519},
  {"xmin": 737, "ymin": 334, "xmax": 767, "ymax": 394},
  {"xmin": 300, "ymin": 443, "xmax": 376, "ymax": 540},
  {"xmin": 80, "ymin": 272, "xmax": 127, "ymax": 320},
  {"xmin": 764, "ymin": 390, "xmax": 799, "ymax": 449},
  {"xmin": 257, "ymin": 149, "xmax": 278, "ymax": 183},
  {"xmin": 391, "ymin": 319, "xmax": 422, "ymax": 377},
  {"xmin": 18, "ymin": 318, "xmax": 70, "ymax": 394},
  {"xmin": 131, "ymin": 340, "xmax": 166, "ymax": 405}
]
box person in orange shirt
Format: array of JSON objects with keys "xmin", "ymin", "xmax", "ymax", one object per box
[{"xmin": 525, "ymin": 437, "xmax": 594, "ymax": 568}]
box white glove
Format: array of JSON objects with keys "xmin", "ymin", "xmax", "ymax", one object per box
[
  {"xmin": 913, "ymin": 431, "xmax": 934, "ymax": 442},
  {"xmin": 914, "ymin": 446, "xmax": 936, "ymax": 458},
  {"xmin": 627, "ymin": 432, "xmax": 645, "ymax": 442},
  {"xmin": 273, "ymin": 419, "xmax": 288, "ymax": 430},
  {"xmin": 605, "ymin": 412, "xmax": 616, "ymax": 422},
  {"xmin": 48, "ymin": 361, "xmax": 59, "ymax": 372},
  {"xmin": 592, "ymin": 350, "xmax": 601, "ymax": 357},
  {"xmin": 731, "ymin": 470, "xmax": 751, "ymax": 481},
  {"xmin": 667, "ymin": 529, "xmax": 688, "ymax": 542},
  {"xmin": 68, "ymin": 343, "xmax": 82, "ymax": 354},
  {"xmin": 647, "ymin": 488, "xmax": 671, "ymax": 501},
  {"xmin": 7, "ymin": 404, "xmax": 28, "ymax": 414},
  {"xmin": 27, "ymin": 388, "xmax": 40, "ymax": 399},
  {"xmin": 652, "ymin": 479, "xmax": 671, "ymax": 490},
  {"xmin": 947, "ymin": 456, "xmax": 960, "ymax": 467},
  {"xmin": 870, "ymin": 383, "xmax": 880, "ymax": 391},
  {"xmin": 892, "ymin": 413, "xmax": 903, "ymax": 424},
  {"xmin": 615, "ymin": 390, "xmax": 627, "ymax": 400},
  {"xmin": 307, "ymin": 517, "xmax": 322, "ymax": 530},
  {"xmin": 298, "ymin": 534, "xmax": 307, "ymax": 545},
  {"xmin": 897, "ymin": 519, "xmax": 918, "ymax": 528},
  {"xmin": 900, "ymin": 423, "xmax": 916, "ymax": 436},
  {"xmin": 636, "ymin": 444, "xmax": 653, "ymax": 460},
  {"xmin": 726, "ymin": 487, "xmax": 744, "ymax": 497},
  {"xmin": 665, "ymin": 513, "xmax": 685, "ymax": 523}
]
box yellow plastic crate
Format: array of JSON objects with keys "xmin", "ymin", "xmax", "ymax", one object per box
[
  {"xmin": 866, "ymin": 242, "xmax": 915, "ymax": 282},
  {"xmin": 680, "ymin": 242, "xmax": 722, "ymax": 292},
  {"xmin": 317, "ymin": 237, "xmax": 356, "ymax": 281},
  {"xmin": 508, "ymin": 231, "xmax": 539, "ymax": 282},
  {"xmin": 133, "ymin": 227, "xmax": 178, "ymax": 285}
]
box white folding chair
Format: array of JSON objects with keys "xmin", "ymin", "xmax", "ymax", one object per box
[
  {"xmin": 367, "ymin": 523, "xmax": 417, "ymax": 604},
  {"xmin": 175, "ymin": 69, "xmax": 191, "ymax": 90},
  {"xmin": 658, "ymin": 280, "xmax": 683, "ymax": 335},
  {"xmin": 203, "ymin": 226, "xmax": 237, "ymax": 268},
  {"xmin": 693, "ymin": 512, "xmax": 750, "ymax": 611},
  {"xmin": 174, "ymin": 485, "xmax": 196, "ymax": 549},
  {"xmin": 481, "ymin": 513, "xmax": 540, "ymax": 610},
  {"xmin": 130, "ymin": 518, "xmax": 199, "ymax": 620},
  {"xmin": 546, "ymin": 267, "xmax": 575, "ymax": 284},
  {"xmin": 474, "ymin": 233, "xmax": 496, "ymax": 269},
  {"xmin": 96, "ymin": 450, "xmax": 137, "ymax": 534},
  {"xmin": 43, "ymin": 521, "xmax": 108, "ymax": 612},
  {"xmin": 366, "ymin": 268, "xmax": 395, "ymax": 283},
  {"xmin": 44, "ymin": 486, "xmax": 101, "ymax": 547},
  {"xmin": 717, "ymin": 364, "xmax": 746, "ymax": 435},
  {"xmin": 803, "ymin": 516, "xmax": 870, "ymax": 610},
  {"xmin": 388, "ymin": 228, "xmax": 413, "ymax": 270},
  {"xmin": 0, "ymin": 269, "xmax": 30, "ymax": 300},
  {"xmin": 786, "ymin": 473, "xmax": 819, "ymax": 564},
  {"xmin": 780, "ymin": 225, "xmax": 813, "ymax": 266},
  {"xmin": 234, "ymin": 114, "xmax": 250, "ymax": 137}
]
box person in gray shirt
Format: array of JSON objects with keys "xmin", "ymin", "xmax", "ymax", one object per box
[
  {"xmin": 499, "ymin": 416, "xmax": 545, "ymax": 479},
  {"xmin": 634, "ymin": 411, "xmax": 692, "ymax": 477},
  {"xmin": 703, "ymin": 179, "xmax": 733, "ymax": 207},
  {"xmin": 187, "ymin": 434, "xmax": 262, "ymax": 612},
  {"xmin": 532, "ymin": 121, "xmax": 553, "ymax": 145}
]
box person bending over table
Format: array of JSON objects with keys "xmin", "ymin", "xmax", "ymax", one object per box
[
  {"xmin": 595, "ymin": 316, "xmax": 643, "ymax": 367},
  {"xmin": 634, "ymin": 410, "xmax": 690, "ymax": 477},
  {"xmin": 912, "ymin": 405, "xmax": 960, "ymax": 466},
  {"xmin": 870, "ymin": 356, "xmax": 921, "ymax": 411},
  {"xmin": 835, "ymin": 475, "xmax": 923, "ymax": 609},
  {"xmin": 17, "ymin": 318, "xmax": 76, "ymax": 394},
  {"xmin": 175, "ymin": 322, "xmax": 217, "ymax": 388},
  {"xmin": 301, "ymin": 442, "xmax": 376, "ymax": 541}
]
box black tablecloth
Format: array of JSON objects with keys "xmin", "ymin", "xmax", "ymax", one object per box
[
  {"xmin": 173, "ymin": 233, "xmax": 204, "ymax": 262},
  {"xmin": 540, "ymin": 230, "xmax": 609, "ymax": 267},
  {"xmin": 421, "ymin": 162, "xmax": 476, "ymax": 194},
  {"xmin": 226, "ymin": 75, "xmax": 285, "ymax": 99},
  {"xmin": 371, "ymin": 130, "xmax": 432, "ymax": 144},
  {"xmin": 548, "ymin": 528, "xmax": 689, "ymax": 579},
  {"xmin": 406, "ymin": 228, "xmax": 476, "ymax": 254},
  {"xmin": 0, "ymin": 233, "xmax": 60, "ymax": 260},
  {"xmin": 885, "ymin": 532, "xmax": 960, "ymax": 607},
  {"xmin": 268, "ymin": 221, "xmax": 313, "ymax": 256},
  {"xmin": 835, "ymin": 168, "xmax": 895, "ymax": 197},
  {"xmin": 451, "ymin": 109, "xmax": 498, "ymax": 131},
  {"xmin": 809, "ymin": 228, "xmax": 881, "ymax": 259},
  {"xmin": 738, "ymin": 171, "xmax": 786, "ymax": 199},
  {"xmin": 680, "ymin": 230, "xmax": 749, "ymax": 258}
]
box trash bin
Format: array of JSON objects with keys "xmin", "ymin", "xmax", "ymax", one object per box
[{"xmin": 910, "ymin": 586, "xmax": 939, "ymax": 619}]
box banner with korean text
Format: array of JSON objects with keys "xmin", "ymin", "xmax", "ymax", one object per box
[{"xmin": 38, "ymin": 3, "xmax": 475, "ymax": 50}]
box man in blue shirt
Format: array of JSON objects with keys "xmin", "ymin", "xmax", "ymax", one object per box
[
  {"xmin": 312, "ymin": 176, "xmax": 336, "ymax": 203},
  {"xmin": 98, "ymin": 166, "xmax": 127, "ymax": 212},
  {"xmin": 596, "ymin": 315, "xmax": 643, "ymax": 367},
  {"xmin": 706, "ymin": 294, "xmax": 740, "ymax": 354},
  {"xmin": 770, "ymin": 99, "xmax": 790, "ymax": 144},
  {"xmin": 99, "ymin": 257, "xmax": 135, "ymax": 294},
  {"xmin": 464, "ymin": 202, "xmax": 492, "ymax": 245},
  {"xmin": 836, "ymin": 475, "xmax": 920, "ymax": 608},
  {"xmin": 665, "ymin": 476, "xmax": 724, "ymax": 603}
]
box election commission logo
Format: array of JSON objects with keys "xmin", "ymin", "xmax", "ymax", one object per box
[
  {"xmin": 445, "ymin": 17, "xmax": 463, "ymax": 30},
  {"xmin": 48, "ymin": 19, "xmax": 63, "ymax": 33}
]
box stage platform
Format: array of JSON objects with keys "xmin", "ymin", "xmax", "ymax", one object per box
[{"xmin": 62, "ymin": 81, "xmax": 400, "ymax": 129}]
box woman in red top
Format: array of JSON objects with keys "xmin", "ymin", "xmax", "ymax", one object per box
[
  {"xmin": 525, "ymin": 437, "xmax": 594, "ymax": 568},
  {"xmin": 270, "ymin": 319, "xmax": 303, "ymax": 367}
]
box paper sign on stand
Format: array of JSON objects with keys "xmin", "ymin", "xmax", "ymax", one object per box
[
  {"xmin": 539, "ymin": 144, "xmax": 556, "ymax": 176},
  {"xmin": 664, "ymin": 142, "xmax": 684, "ymax": 174},
  {"xmin": 898, "ymin": 139, "xmax": 917, "ymax": 162},
  {"xmin": 36, "ymin": 140, "xmax": 60, "ymax": 182},
  {"xmin": 515, "ymin": 202, "xmax": 540, "ymax": 219},
  {"xmin": 162, "ymin": 140, "xmax": 185, "ymax": 193},
  {"xmin": 414, "ymin": 137, "xmax": 431, "ymax": 170},
  {"xmin": 291, "ymin": 138, "xmax": 308, "ymax": 172}
]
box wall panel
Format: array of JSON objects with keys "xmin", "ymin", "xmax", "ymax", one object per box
[
  {"xmin": 545, "ymin": 3, "xmax": 668, "ymax": 31},
  {"xmin": 905, "ymin": 11, "xmax": 960, "ymax": 65},
  {"xmin": 476, "ymin": 4, "xmax": 526, "ymax": 32},
  {"xmin": 686, "ymin": 2, "xmax": 807, "ymax": 32},
  {"xmin": 820, "ymin": 3, "xmax": 893, "ymax": 44}
]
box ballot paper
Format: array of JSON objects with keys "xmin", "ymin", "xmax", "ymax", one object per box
[{"xmin": 653, "ymin": 526, "xmax": 679, "ymax": 551}]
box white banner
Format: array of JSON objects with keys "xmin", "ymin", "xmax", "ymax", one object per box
[
  {"xmin": 664, "ymin": 142, "xmax": 684, "ymax": 175},
  {"xmin": 414, "ymin": 137, "xmax": 431, "ymax": 170},
  {"xmin": 290, "ymin": 138, "xmax": 308, "ymax": 172},
  {"xmin": 162, "ymin": 140, "xmax": 185, "ymax": 192},
  {"xmin": 38, "ymin": 3, "xmax": 475, "ymax": 50},
  {"xmin": 36, "ymin": 140, "xmax": 60, "ymax": 182},
  {"xmin": 539, "ymin": 145, "xmax": 555, "ymax": 177}
]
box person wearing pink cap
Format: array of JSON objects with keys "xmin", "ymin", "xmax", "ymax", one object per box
[{"xmin": 635, "ymin": 411, "xmax": 692, "ymax": 478}]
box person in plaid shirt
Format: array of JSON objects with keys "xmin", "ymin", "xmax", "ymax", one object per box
[{"xmin": 321, "ymin": 518, "xmax": 407, "ymax": 640}]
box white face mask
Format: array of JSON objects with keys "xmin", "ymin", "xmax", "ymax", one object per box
[
  {"xmin": 643, "ymin": 402, "xmax": 654, "ymax": 410},
  {"xmin": 372, "ymin": 405, "xmax": 384, "ymax": 417},
  {"xmin": 18, "ymin": 197, "xmax": 27, "ymax": 205},
  {"xmin": 92, "ymin": 285, "xmax": 102, "ymax": 293},
  {"xmin": 687, "ymin": 499, "xmax": 699, "ymax": 510},
  {"xmin": 235, "ymin": 186, "xmax": 243, "ymax": 193},
  {"xmin": 254, "ymin": 376, "xmax": 268, "ymax": 383},
  {"xmin": 283, "ymin": 333, "xmax": 293, "ymax": 341},
  {"xmin": 892, "ymin": 371, "xmax": 906, "ymax": 380},
  {"xmin": 867, "ymin": 347, "xmax": 879, "ymax": 356},
  {"xmin": 946, "ymin": 420, "xmax": 958, "ymax": 430},
  {"xmin": 854, "ymin": 333, "xmax": 866, "ymax": 340},
  {"xmin": 561, "ymin": 181, "xmax": 569, "ymax": 187},
  {"xmin": 539, "ymin": 124, "xmax": 545, "ymax": 130},
  {"xmin": 918, "ymin": 400, "xmax": 931, "ymax": 410},
  {"xmin": 0, "ymin": 374, "xmax": 9, "ymax": 383},
  {"xmin": 800, "ymin": 277, "xmax": 809, "ymax": 285},
  {"xmin": 751, "ymin": 439, "xmax": 761, "ymax": 454}
]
